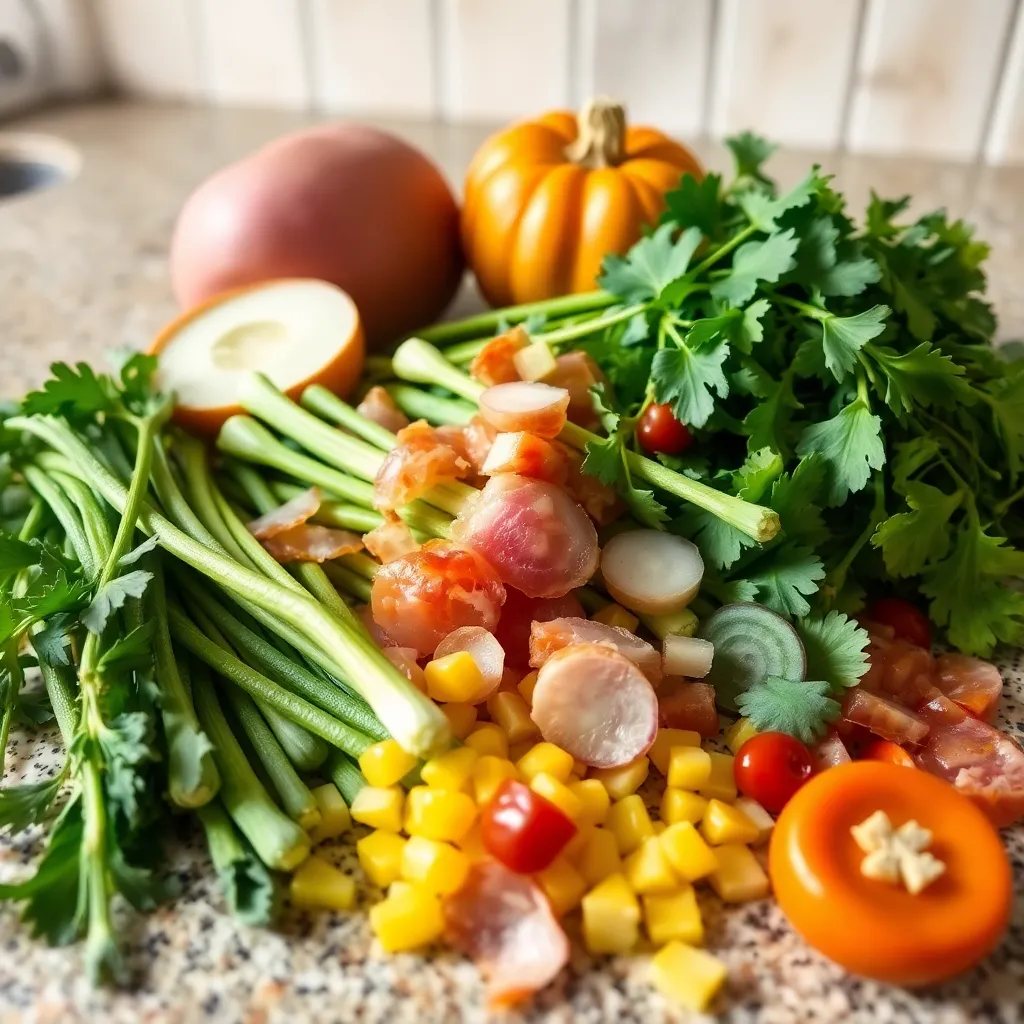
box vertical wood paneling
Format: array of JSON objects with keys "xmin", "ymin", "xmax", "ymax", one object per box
[
  {"xmin": 580, "ymin": 0, "xmax": 710, "ymax": 135},
  {"xmin": 439, "ymin": 0, "xmax": 571, "ymax": 122},
  {"xmin": 984, "ymin": 0, "xmax": 1024, "ymax": 164},
  {"xmin": 846, "ymin": 0, "xmax": 1015, "ymax": 160},
  {"xmin": 199, "ymin": 0, "xmax": 309, "ymax": 108},
  {"xmin": 710, "ymin": 0, "xmax": 863, "ymax": 149},
  {"xmin": 36, "ymin": 0, "xmax": 105, "ymax": 96},
  {"xmin": 308, "ymin": 0, "xmax": 435, "ymax": 116}
]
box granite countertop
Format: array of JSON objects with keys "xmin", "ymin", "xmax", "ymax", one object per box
[{"xmin": 0, "ymin": 102, "xmax": 1022, "ymax": 1024}]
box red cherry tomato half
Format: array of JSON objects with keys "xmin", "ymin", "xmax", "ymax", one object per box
[
  {"xmin": 735, "ymin": 732, "xmax": 814, "ymax": 813},
  {"xmin": 868, "ymin": 597, "xmax": 932, "ymax": 649},
  {"xmin": 479, "ymin": 778, "xmax": 577, "ymax": 874},
  {"xmin": 637, "ymin": 403, "xmax": 694, "ymax": 456},
  {"xmin": 861, "ymin": 739, "xmax": 916, "ymax": 768}
]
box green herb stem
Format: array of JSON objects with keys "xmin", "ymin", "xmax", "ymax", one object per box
[
  {"xmin": 326, "ymin": 752, "xmax": 368, "ymax": 804},
  {"xmin": 383, "ymin": 384, "xmax": 477, "ymax": 426},
  {"xmin": 301, "ymin": 385, "xmax": 397, "ymax": 451},
  {"xmin": 22, "ymin": 464, "xmax": 98, "ymax": 579},
  {"xmin": 321, "ymin": 562, "xmax": 373, "ymax": 603}
]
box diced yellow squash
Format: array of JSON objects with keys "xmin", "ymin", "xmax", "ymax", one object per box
[
  {"xmin": 709, "ymin": 843, "xmax": 770, "ymax": 902},
  {"xmin": 569, "ymin": 779, "xmax": 610, "ymax": 827},
  {"xmin": 405, "ymin": 785, "xmax": 477, "ymax": 843},
  {"xmin": 659, "ymin": 822, "xmax": 719, "ymax": 882},
  {"xmin": 733, "ymin": 797, "xmax": 775, "ymax": 845},
  {"xmin": 289, "ymin": 855, "xmax": 356, "ymax": 912},
  {"xmin": 653, "ymin": 820, "xmax": 666, "ymax": 834},
  {"xmin": 623, "ymin": 836, "xmax": 679, "ymax": 895},
  {"xmin": 605, "ymin": 794, "xmax": 656, "ymax": 856},
  {"xmin": 660, "ymin": 788, "xmax": 709, "ymax": 826},
  {"xmin": 487, "ymin": 691, "xmax": 540, "ymax": 744},
  {"xmin": 350, "ymin": 786, "xmax": 405, "ymax": 832},
  {"xmin": 425, "ymin": 651, "xmax": 486, "ymax": 704},
  {"xmin": 571, "ymin": 758, "xmax": 588, "ymax": 778},
  {"xmin": 650, "ymin": 941, "xmax": 727, "ymax": 1012},
  {"xmin": 700, "ymin": 799, "xmax": 761, "ymax": 846},
  {"xmin": 698, "ymin": 751, "xmax": 738, "ymax": 802},
  {"xmin": 513, "ymin": 339, "xmax": 558, "ymax": 382},
  {"xmin": 581, "ymin": 873, "xmax": 641, "ymax": 955},
  {"xmin": 643, "ymin": 886, "xmax": 704, "ymax": 946},
  {"xmin": 356, "ymin": 830, "xmax": 407, "ymax": 888},
  {"xmin": 590, "ymin": 756, "xmax": 650, "ymax": 801},
  {"xmin": 592, "ymin": 603, "xmax": 640, "ymax": 633},
  {"xmin": 517, "ymin": 671, "xmax": 539, "ymax": 707},
  {"xmin": 421, "ymin": 746, "xmax": 479, "ymax": 793},
  {"xmin": 440, "ymin": 702, "xmax": 478, "ymax": 740},
  {"xmin": 453, "ymin": 822, "xmax": 490, "ymax": 862},
  {"xmin": 464, "ymin": 723, "xmax": 509, "ymax": 759},
  {"xmin": 535, "ymin": 856, "xmax": 588, "ymax": 917},
  {"xmin": 724, "ymin": 716, "xmax": 759, "ymax": 755},
  {"xmin": 307, "ymin": 783, "xmax": 351, "ymax": 844},
  {"xmin": 400, "ymin": 836, "xmax": 470, "ymax": 895},
  {"xmin": 667, "ymin": 747, "xmax": 713, "ymax": 791},
  {"xmin": 561, "ymin": 824, "xmax": 594, "ymax": 863},
  {"xmin": 388, "ymin": 880, "xmax": 414, "ymax": 900},
  {"xmin": 358, "ymin": 739, "xmax": 418, "ymax": 789},
  {"xmin": 576, "ymin": 827, "xmax": 623, "ymax": 886},
  {"xmin": 648, "ymin": 729, "xmax": 701, "ymax": 776},
  {"xmin": 517, "ymin": 742, "xmax": 575, "ymax": 783},
  {"xmin": 507, "ymin": 740, "xmax": 535, "ymax": 764},
  {"xmin": 530, "ymin": 772, "xmax": 585, "ymax": 821},
  {"xmin": 471, "ymin": 755, "xmax": 519, "ymax": 806},
  {"xmin": 369, "ymin": 884, "xmax": 445, "ymax": 952}
]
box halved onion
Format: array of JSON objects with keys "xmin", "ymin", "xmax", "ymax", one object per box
[
  {"xmin": 600, "ymin": 530, "xmax": 704, "ymax": 616},
  {"xmin": 247, "ymin": 486, "xmax": 320, "ymax": 539},
  {"xmin": 433, "ymin": 626, "xmax": 505, "ymax": 702},
  {"xmin": 662, "ymin": 635, "xmax": 714, "ymax": 679},
  {"xmin": 478, "ymin": 382, "xmax": 570, "ymax": 439}
]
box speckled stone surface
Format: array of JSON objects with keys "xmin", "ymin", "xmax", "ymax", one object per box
[{"xmin": 0, "ymin": 102, "xmax": 1022, "ymax": 1023}]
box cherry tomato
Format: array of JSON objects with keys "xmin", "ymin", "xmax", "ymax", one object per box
[
  {"xmin": 735, "ymin": 732, "xmax": 814, "ymax": 813},
  {"xmin": 636, "ymin": 403, "xmax": 694, "ymax": 456},
  {"xmin": 479, "ymin": 778, "xmax": 577, "ymax": 873},
  {"xmin": 861, "ymin": 739, "xmax": 916, "ymax": 768},
  {"xmin": 867, "ymin": 598, "xmax": 932, "ymax": 649}
]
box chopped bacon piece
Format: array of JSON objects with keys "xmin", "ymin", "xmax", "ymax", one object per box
[
  {"xmin": 370, "ymin": 540, "xmax": 506, "ymax": 657},
  {"xmin": 859, "ymin": 632, "xmax": 934, "ymax": 706},
  {"xmin": 363, "ymin": 518, "xmax": 419, "ymax": 563},
  {"xmin": 916, "ymin": 687, "xmax": 968, "ymax": 727},
  {"xmin": 658, "ymin": 679, "xmax": 719, "ymax": 737},
  {"xmin": 356, "ymin": 386, "xmax": 409, "ymax": 434},
  {"xmin": 469, "ymin": 326, "xmax": 530, "ymax": 387},
  {"xmin": 444, "ymin": 861, "xmax": 569, "ymax": 1009},
  {"xmin": 382, "ymin": 647, "xmax": 427, "ymax": 693},
  {"xmin": 841, "ymin": 689, "xmax": 930, "ymax": 747},
  {"xmin": 545, "ymin": 351, "xmax": 609, "ymax": 431},
  {"xmin": 262, "ymin": 525, "xmax": 363, "ymax": 563},
  {"xmin": 247, "ymin": 486, "xmax": 320, "ymax": 539},
  {"xmin": 462, "ymin": 416, "xmax": 499, "ymax": 474},
  {"xmin": 481, "ymin": 432, "xmax": 572, "ymax": 486},
  {"xmin": 810, "ymin": 731, "xmax": 852, "ymax": 772},
  {"xmin": 373, "ymin": 420, "xmax": 470, "ymax": 512},
  {"xmin": 528, "ymin": 616, "xmax": 661, "ymax": 684},
  {"xmin": 434, "ymin": 626, "xmax": 505, "ymax": 702},
  {"xmin": 933, "ymin": 653, "xmax": 1003, "ymax": 722},
  {"xmin": 478, "ymin": 382, "xmax": 570, "ymax": 439},
  {"xmin": 493, "ymin": 588, "xmax": 585, "ymax": 669}
]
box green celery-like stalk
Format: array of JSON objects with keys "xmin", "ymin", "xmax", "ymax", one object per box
[
  {"xmin": 383, "ymin": 384, "xmax": 476, "ymax": 426},
  {"xmin": 327, "ymin": 752, "xmax": 368, "ymax": 805},
  {"xmin": 301, "ymin": 384, "xmax": 398, "ymax": 451},
  {"xmin": 21, "ymin": 464, "xmax": 99, "ymax": 578},
  {"xmin": 322, "ymin": 562, "xmax": 373, "ymax": 603}
]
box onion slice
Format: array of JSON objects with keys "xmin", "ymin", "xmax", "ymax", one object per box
[
  {"xmin": 600, "ymin": 530, "xmax": 704, "ymax": 615},
  {"xmin": 262, "ymin": 524, "xmax": 363, "ymax": 563},
  {"xmin": 478, "ymin": 382, "xmax": 570, "ymax": 439},
  {"xmin": 433, "ymin": 626, "xmax": 505, "ymax": 702},
  {"xmin": 529, "ymin": 616, "xmax": 662, "ymax": 684},
  {"xmin": 248, "ymin": 486, "xmax": 320, "ymax": 539},
  {"xmin": 662, "ymin": 635, "xmax": 714, "ymax": 679}
]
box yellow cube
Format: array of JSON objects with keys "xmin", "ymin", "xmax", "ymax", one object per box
[
  {"xmin": 454, "ymin": 823, "xmax": 490, "ymax": 862},
  {"xmin": 623, "ymin": 836, "xmax": 679, "ymax": 895},
  {"xmin": 653, "ymin": 820, "xmax": 666, "ymax": 834},
  {"xmin": 388, "ymin": 880, "xmax": 414, "ymax": 900},
  {"xmin": 651, "ymin": 941, "xmax": 727, "ymax": 1012},
  {"xmin": 350, "ymin": 786, "xmax": 405, "ymax": 832},
  {"xmin": 358, "ymin": 739, "xmax": 418, "ymax": 789},
  {"xmin": 561, "ymin": 825, "xmax": 594, "ymax": 863},
  {"xmin": 592, "ymin": 603, "xmax": 640, "ymax": 633},
  {"xmin": 590, "ymin": 757, "xmax": 650, "ymax": 801},
  {"xmin": 581, "ymin": 873, "xmax": 641, "ymax": 955},
  {"xmin": 643, "ymin": 887, "xmax": 704, "ymax": 946},
  {"xmin": 440, "ymin": 702, "xmax": 478, "ymax": 740},
  {"xmin": 425, "ymin": 651, "xmax": 485, "ymax": 704},
  {"xmin": 576, "ymin": 828, "xmax": 623, "ymax": 886},
  {"xmin": 535, "ymin": 856, "xmax": 588, "ymax": 917},
  {"xmin": 517, "ymin": 671, "xmax": 539, "ymax": 707},
  {"xmin": 517, "ymin": 742, "xmax": 575, "ymax": 783},
  {"xmin": 649, "ymin": 729, "xmax": 701, "ymax": 776},
  {"xmin": 487, "ymin": 691, "xmax": 540, "ymax": 744},
  {"xmin": 530, "ymin": 772, "xmax": 585, "ymax": 821},
  {"xmin": 507, "ymin": 740, "xmax": 536, "ymax": 763},
  {"xmin": 571, "ymin": 758, "xmax": 588, "ymax": 778},
  {"xmin": 308, "ymin": 784, "xmax": 352, "ymax": 844},
  {"xmin": 605, "ymin": 794, "xmax": 655, "ymax": 856},
  {"xmin": 400, "ymin": 836, "xmax": 470, "ymax": 895},
  {"xmin": 699, "ymin": 752, "xmax": 737, "ymax": 802},
  {"xmin": 661, "ymin": 788, "xmax": 709, "ymax": 826},
  {"xmin": 569, "ymin": 779, "xmax": 610, "ymax": 827},
  {"xmin": 471, "ymin": 755, "xmax": 519, "ymax": 806},
  {"xmin": 405, "ymin": 786, "xmax": 477, "ymax": 843},
  {"xmin": 421, "ymin": 746, "xmax": 479, "ymax": 792},
  {"xmin": 369, "ymin": 884, "xmax": 445, "ymax": 952},
  {"xmin": 667, "ymin": 747, "xmax": 713, "ymax": 791},
  {"xmin": 289, "ymin": 855, "xmax": 355, "ymax": 912},
  {"xmin": 700, "ymin": 799, "xmax": 761, "ymax": 846},
  {"xmin": 659, "ymin": 823, "xmax": 719, "ymax": 882},
  {"xmin": 733, "ymin": 798, "xmax": 775, "ymax": 845},
  {"xmin": 356, "ymin": 830, "xmax": 407, "ymax": 887},
  {"xmin": 724, "ymin": 717, "xmax": 759, "ymax": 755},
  {"xmin": 709, "ymin": 844, "xmax": 770, "ymax": 902},
  {"xmin": 464, "ymin": 723, "xmax": 509, "ymax": 759}
]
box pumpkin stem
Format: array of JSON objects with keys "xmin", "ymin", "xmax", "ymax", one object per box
[{"xmin": 565, "ymin": 97, "xmax": 626, "ymax": 169}]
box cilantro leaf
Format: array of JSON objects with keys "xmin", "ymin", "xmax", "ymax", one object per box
[
  {"xmin": 598, "ymin": 224, "xmax": 702, "ymax": 303},
  {"xmin": 796, "ymin": 398, "xmax": 885, "ymax": 506},
  {"xmin": 30, "ymin": 613, "xmax": 74, "ymax": 667},
  {"xmin": 744, "ymin": 373, "xmax": 803, "ymax": 458},
  {"xmin": 797, "ymin": 612, "xmax": 870, "ymax": 691},
  {"xmin": 118, "ymin": 535, "xmax": 159, "ymax": 567},
  {"xmin": 22, "ymin": 363, "xmax": 115, "ymax": 419},
  {"xmin": 623, "ymin": 486, "xmax": 670, "ymax": 529},
  {"xmin": 733, "ymin": 447, "xmax": 783, "ymax": 502},
  {"xmin": 581, "ymin": 435, "xmax": 622, "ymax": 487},
  {"xmin": 725, "ymin": 131, "xmax": 777, "ymax": 182},
  {"xmin": 770, "ymin": 455, "xmax": 829, "ymax": 549},
  {"xmin": 736, "ymin": 676, "xmax": 840, "ymax": 743},
  {"xmin": 739, "ymin": 169, "xmax": 825, "ymax": 232},
  {"xmin": 820, "ymin": 305, "xmax": 890, "ymax": 382},
  {"xmin": 744, "ymin": 543, "xmax": 825, "ymax": 618},
  {"xmin": 0, "ymin": 776, "xmax": 63, "ymax": 835},
  {"xmin": 871, "ymin": 482, "xmax": 962, "ymax": 577},
  {"xmin": 662, "ymin": 173, "xmax": 722, "ymax": 237},
  {"xmin": 711, "ymin": 230, "xmax": 799, "ymax": 307},
  {"xmin": 685, "ymin": 313, "xmax": 740, "ymax": 349},
  {"xmin": 651, "ymin": 339, "xmax": 730, "ymax": 430},
  {"xmin": 819, "ymin": 252, "xmax": 881, "ymax": 296},
  {"xmin": 674, "ymin": 506, "xmax": 756, "ymax": 571},
  {"xmin": 98, "ymin": 710, "xmax": 157, "ymax": 827},
  {"xmin": 984, "ymin": 367, "xmax": 1024, "ymax": 486},
  {"xmin": 97, "ymin": 623, "xmax": 155, "ymax": 675},
  {"xmin": 891, "ymin": 436, "xmax": 940, "ymax": 492},
  {"xmin": 0, "ymin": 533, "xmax": 42, "ymax": 576},
  {"xmin": 738, "ymin": 298, "xmax": 771, "ymax": 352},
  {"xmin": 81, "ymin": 570, "xmax": 153, "ymax": 635},
  {"xmin": 868, "ymin": 342, "xmax": 973, "ymax": 417}
]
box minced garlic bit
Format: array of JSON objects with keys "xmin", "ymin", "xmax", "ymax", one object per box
[{"xmin": 851, "ymin": 810, "xmax": 946, "ymax": 895}]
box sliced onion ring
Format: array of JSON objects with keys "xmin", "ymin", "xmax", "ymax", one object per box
[
  {"xmin": 478, "ymin": 382, "xmax": 570, "ymax": 439},
  {"xmin": 600, "ymin": 530, "xmax": 704, "ymax": 616},
  {"xmin": 434, "ymin": 626, "xmax": 505, "ymax": 702},
  {"xmin": 662, "ymin": 635, "xmax": 715, "ymax": 679}
]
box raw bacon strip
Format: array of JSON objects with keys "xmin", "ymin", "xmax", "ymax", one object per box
[
  {"xmin": 462, "ymin": 416, "xmax": 499, "ymax": 474},
  {"xmin": 356, "ymin": 386, "xmax": 409, "ymax": 433},
  {"xmin": 469, "ymin": 325, "xmax": 530, "ymax": 387},
  {"xmin": 494, "ymin": 588, "xmax": 586, "ymax": 670},
  {"xmin": 373, "ymin": 419, "xmax": 470, "ymax": 512},
  {"xmin": 363, "ymin": 518, "xmax": 419, "ymax": 564},
  {"xmin": 478, "ymin": 382, "xmax": 570, "ymax": 440},
  {"xmin": 434, "ymin": 626, "xmax": 505, "ymax": 702},
  {"xmin": 531, "ymin": 643, "xmax": 659, "ymax": 768},
  {"xmin": 658, "ymin": 679, "xmax": 719, "ymax": 737},
  {"xmin": 480, "ymin": 432, "xmax": 572, "ymax": 486},
  {"xmin": 383, "ymin": 647, "xmax": 427, "ymax": 693},
  {"xmin": 529, "ymin": 616, "xmax": 662, "ymax": 684},
  {"xmin": 841, "ymin": 689, "xmax": 930, "ymax": 747},
  {"xmin": 444, "ymin": 861, "xmax": 569, "ymax": 1010},
  {"xmin": 933, "ymin": 653, "xmax": 1003, "ymax": 722},
  {"xmin": 545, "ymin": 351, "xmax": 609, "ymax": 431},
  {"xmin": 262, "ymin": 524, "xmax": 363, "ymax": 563},
  {"xmin": 248, "ymin": 486, "xmax": 320, "ymax": 539}
]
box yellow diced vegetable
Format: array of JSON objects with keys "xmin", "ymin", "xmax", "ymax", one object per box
[
  {"xmin": 562, "ymin": 824, "xmax": 594, "ymax": 863},
  {"xmin": 350, "ymin": 786, "xmax": 405, "ymax": 832},
  {"xmin": 623, "ymin": 836, "xmax": 679, "ymax": 895},
  {"xmin": 426, "ymin": 652, "xmax": 485, "ymax": 704},
  {"xmin": 724, "ymin": 716, "xmax": 759, "ymax": 754},
  {"xmin": 699, "ymin": 751, "xmax": 738, "ymax": 802},
  {"xmin": 605, "ymin": 794, "xmax": 655, "ymax": 856},
  {"xmin": 571, "ymin": 758, "xmax": 588, "ymax": 778},
  {"xmin": 369, "ymin": 884, "xmax": 445, "ymax": 952},
  {"xmin": 643, "ymin": 886, "xmax": 704, "ymax": 946},
  {"xmin": 659, "ymin": 822, "xmax": 719, "ymax": 882},
  {"xmin": 356, "ymin": 830, "xmax": 407, "ymax": 887},
  {"xmin": 440, "ymin": 702, "xmax": 478, "ymax": 740},
  {"xmin": 653, "ymin": 820, "xmax": 666, "ymax": 834},
  {"xmin": 513, "ymin": 339, "xmax": 558, "ymax": 381},
  {"xmin": 649, "ymin": 729, "xmax": 701, "ymax": 775},
  {"xmin": 590, "ymin": 756, "xmax": 650, "ymax": 801},
  {"xmin": 592, "ymin": 603, "xmax": 640, "ymax": 633},
  {"xmin": 388, "ymin": 880, "xmax": 414, "ymax": 900},
  {"xmin": 358, "ymin": 739, "xmax": 418, "ymax": 789},
  {"xmin": 471, "ymin": 755, "xmax": 519, "ymax": 806},
  {"xmin": 660, "ymin": 788, "xmax": 709, "ymax": 826},
  {"xmin": 667, "ymin": 747, "xmax": 713, "ymax": 791},
  {"xmin": 289, "ymin": 855, "xmax": 355, "ymax": 912},
  {"xmin": 454, "ymin": 823, "xmax": 489, "ymax": 862},
  {"xmin": 709, "ymin": 843, "xmax": 770, "ymax": 902},
  {"xmin": 507, "ymin": 740, "xmax": 535, "ymax": 763},
  {"xmin": 700, "ymin": 799, "xmax": 761, "ymax": 846},
  {"xmin": 733, "ymin": 797, "xmax": 775, "ymax": 845},
  {"xmin": 517, "ymin": 671, "xmax": 539, "ymax": 707},
  {"xmin": 464, "ymin": 723, "xmax": 509, "ymax": 758},
  {"xmin": 487, "ymin": 691, "xmax": 540, "ymax": 744},
  {"xmin": 569, "ymin": 779, "xmax": 610, "ymax": 827},
  {"xmin": 517, "ymin": 741, "xmax": 575, "ymax": 783},
  {"xmin": 581, "ymin": 873, "xmax": 641, "ymax": 955},
  {"xmin": 535, "ymin": 856, "xmax": 587, "ymax": 916},
  {"xmin": 530, "ymin": 772, "xmax": 585, "ymax": 821},
  {"xmin": 308, "ymin": 783, "xmax": 351, "ymax": 844},
  {"xmin": 576, "ymin": 827, "xmax": 623, "ymax": 886},
  {"xmin": 421, "ymin": 746, "xmax": 479, "ymax": 792},
  {"xmin": 405, "ymin": 785, "xmax": 477, "ymax": 843},
  {"xmin": 650, "ymin": 941, "xmax": 727, "ymax": 1012},
  {"xmin": 400, "ymin": 836, "xmax": 470, "ymax": 895}
]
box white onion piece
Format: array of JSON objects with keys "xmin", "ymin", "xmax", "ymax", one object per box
[
  {"xmin": 512, "ymin": 341, "xmax": 557, "ymax": 382},
  {"xmin": 434, "ymin": 626, "xmax": 505, "ymax": 703},
  {"xmin": 662, "ymin": 635, "xmax": 714, "ymax": 679},
  {"xmin": 600, "ymin": 530, "xmax": 704, "ymax": 615},
  {"xmin": 478, "ymin": 382, "xmax": 570, "ymax": 439}
]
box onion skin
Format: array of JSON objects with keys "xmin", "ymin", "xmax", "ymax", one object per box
[{"xmin": 170, "ymin": 123, "xmax": 464, "ymax": 348}]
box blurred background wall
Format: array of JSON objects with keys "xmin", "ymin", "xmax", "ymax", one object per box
[{"xmin": 4, "ymin": 0, "xmax": 1024, "ymax": 164}]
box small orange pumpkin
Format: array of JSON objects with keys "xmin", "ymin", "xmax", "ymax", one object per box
[{"xmin": 462, "ymin": 97, "xmax": 703, "ymax": 308}]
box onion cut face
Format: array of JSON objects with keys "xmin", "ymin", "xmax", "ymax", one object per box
[
  {"xmin": 248, "ymin": 486, "xmax": 320, "ymax": 539},
  {"xmin": 356, "ymin": 386, "xmax": 409, "ymax": 434},
  {"xmin": 262, "ymin": 524, "xmax": 363, "ymax": 563},
  {"xmin": 531, "ymin": 643, "xmax": 659, "ymax": 768},
  {"xmin": 373, "ymin": 420, "xmax": 470, "ymax": 512},
  {"xmin": 662, "ymin": 635, "xmax": 714, "ymax": 679},
  {"xmin": 481, "ymin": 432, "xmax": 572, "ymax": 486},
  {"xmin": 600, "ymin": 530, "xmax": 704, "ymax": 616},
  {"xmin": 529, "ymin": 616, "xmax": 662, "ymax": 684},
  {"xmin": 434, "ymin": 626, "xmax": 505, "ymax": 702},
  {"xmin": 469, "ymin": 326, "xmax": 530, "ymax": 387},
  {"xmin": 362, "ymin": 518, "xmax": 419, "ymax": 563},
  {"xmin": 478, "ymin": 382, "xmax": 570, "ymax": 439}
]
